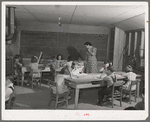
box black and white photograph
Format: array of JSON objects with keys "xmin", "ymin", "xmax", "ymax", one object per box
[{"xmin": 2, "ymin": 1, "xmax": 148, "ymax": 120}]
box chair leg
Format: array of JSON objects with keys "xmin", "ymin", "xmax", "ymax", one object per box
[
  {"xmin": 55, "ymin": 96, "xmax": 58, "ymax": 109},
  {"xmin": 129, "ymin": 92, "xmax": 131, "ymax": 104},
  {"xmin": 120, "ymin": 89, "xmax": 122, "ymax": 107},
  {"xmin": 135, "ymin": 92, "xmax": 137, "ymax": 102},
  {"xmin": 66, "ymin": 98, "xmax": 68, "ymax": 108},
  {"xmin": 66, "ymin": 93, "xmax": 69, "ymax": 108},
  {"xmin": 31, "ymin": 80, "xmax": 33, "ymax": 89},
  {"xmin": 112, "ymin": 96, "xmax": 114, "ymax": 108},
  {"xmin": 40, "ymin": 79, "xmax": 41, "ymax": 87}
]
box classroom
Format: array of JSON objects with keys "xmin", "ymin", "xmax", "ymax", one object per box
[{"xmin": 5, "ymin": 2, "xmax": 146, "ymax": 114}]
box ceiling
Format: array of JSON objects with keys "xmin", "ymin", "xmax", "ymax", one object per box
[{"xmin": 8, "ymin": 4, "xmax": 146, "ymax": 31}]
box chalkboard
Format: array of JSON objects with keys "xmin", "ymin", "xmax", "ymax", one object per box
[{"xmin": 20, "ymin": 30, "xmax": 108, "ymax": 61}]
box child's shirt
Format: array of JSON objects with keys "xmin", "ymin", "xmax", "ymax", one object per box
[
  {"xmin": 14, "ymin": 60, "xmax": 22, "ymax": 76},
  {"xmin": 66, "ymin": 61, "xmax": 73, "ymax": 72},
  {"xmin": 122, "ymin": 72, "xmax": 137, "ymax": 91},
  {"xmin": 5, "ymin": 79, "xmax": 14, "ymax": 102},
  {"xmin": 29, "ymin": 63, "xmax": 41, "ymax": 77}
]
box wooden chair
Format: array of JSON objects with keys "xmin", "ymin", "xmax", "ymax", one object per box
[
  {"xmin": 122, "ymin": 80, "xmax": 140, "ymax": 104},
  {"xmin": 105, "ymin": 75, "xmax": 124, "ymax": 108},
  {"xmin": 48, "ymin": 78, "xmax": 70, "ymax": 109},
  {"xmin": 31, "ymin": 72, "xmax": 42, "ymax": 89},
  {"xmin": 5, "ymin": 92, "xmax": 16, "ymax": 109}
]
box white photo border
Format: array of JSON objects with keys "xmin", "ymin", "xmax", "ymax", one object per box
[{"xmin": 2, "ymin": 1, "xmax": 149, "ymax": 120}]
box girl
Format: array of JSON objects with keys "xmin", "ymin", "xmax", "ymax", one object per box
[
  {"xmin": 56, "ymin": 54, "xmax": 63, "ymax": 60},
  {"xmin": 99, "ymin": 61, "xmax": 113, "ymax": 73},
  {"xmin": 27, "ymin": 52, "xmax": 43, "ymax": 86},
  {"xmin": 122, "ymin": 65, "xmax": 137, "ymax": 91}
]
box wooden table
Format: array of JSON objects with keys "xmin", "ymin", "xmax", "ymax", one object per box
[
  {"xmin": 21, "ymin": 66, "xmax": 50, "ymax": 86},
  {"xmin": 21, "ymin": 65, "xmax": 63, "ymax": 86},
  {"xmin": 65, "ymin": 73, "xmax": 125, "ymax": 109}
]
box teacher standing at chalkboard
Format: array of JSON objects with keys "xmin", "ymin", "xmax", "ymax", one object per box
[{"xmin": 84, "ymin": 42, "xmax": 98, "ymax": 73}]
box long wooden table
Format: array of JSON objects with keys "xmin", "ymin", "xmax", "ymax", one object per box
[
  {"xmin": 21, "ymin": 66, "xmax": 50, "ymax": 86},
  {"xmin": 21, "ymin": 66, "xmax": 63, "ymax": 86},
  {"xmin": 65, "ymin": 73, "xmax": 125, "ymax": 109}
]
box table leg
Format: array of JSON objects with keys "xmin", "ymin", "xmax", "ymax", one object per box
[
  {"xmin": 74, "ymin": 88, "xmax": 79, "ymax": 109},
  {"xmin": 21, "ymin": 73, "xmax": 24, "ymax": 87},
  {"xmin": 137, "ymin": 81, "xmax": 140, "ymax": 98}
]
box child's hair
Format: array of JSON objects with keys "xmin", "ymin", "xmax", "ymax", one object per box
[
  {"xmin": 71, "ymin": 62, "xmax": 76, "ymax": 69},
  {"xmin": 51, "ymin": 56, "xmax": 55, "ymax": 59},
  {"xmin": 31, "ymin": 56, "xmax": 38, "ymax": 63},
  {"xmin": 6, "ymin": 76, "xmax": 14, "ymax": 85},
  {"xmin": 78, "ymin": 57, "xmax": 83, "ymax": 61},
  {"xmin": 107, "ymin": 66, "xmax": 115, "ymax": 72},
  {"xmin": 56, "ymin": 54, "xmax": 63, "ymax": 60},
  {"xmin": 104, "ymin": 60, "xmax": 113, "ymax": 67},
  {"xmin": 67, "ymin": 56, "xmax": 72, "ymax": 62},
  {"xmin": 14, "ymin": 54, "xmax": 20, "ymax": 59},
  {"xmin": 125, "ymin": 65, "xmax": 133, "ymax": 72}
]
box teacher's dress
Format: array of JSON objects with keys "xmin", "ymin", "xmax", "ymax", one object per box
[{"xmin": 86, "ymin": 46, "xmax": 98, "ymax": 73}]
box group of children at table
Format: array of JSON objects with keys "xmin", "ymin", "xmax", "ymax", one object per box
[
  {"xmin": 12, "ymin": 52, "xmax": 85, "ymax": 86},
  {"xmin": 6, "ymin": 53, "xmax": 144, "ymax": 109},
  {"xmin": 97, "ymin": 61, "xmax": 144, "ymax": 108}
]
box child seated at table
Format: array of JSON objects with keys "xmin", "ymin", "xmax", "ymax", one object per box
[
  {"xmin": 66, "ymin": 56, "xmax": 73, "ymax": 72},
  {"xmin": 97, "ymin": 66, "xmax": 116, "ymax": 106},
  {"xmin": 14, "ymin": 54, "xmax": 23, "ymax": 85},
  {"xmin": 27, "ymin": 52, "xmax": 42, "ymax": 86},
  {"xmin": 59, "ymin": 65, "xmax": 71, "ymax": 76},
  {"xmin": 5, "ymin": 76, "xmax": 15, "ymax": 108},
  {"xmin": 70, "ymin": 62, "xmax": 85, "ymax": 78},
  {"xmin": 122, "ymin": 65, "xmax": 137, "ymax": 91},
  {"xmin": 77, "ymin": 57, "xmax": 84, "ymax": 67},
  {"xmin": 99, "ymin": 60, "xmax": 113, "ymax": 73}
]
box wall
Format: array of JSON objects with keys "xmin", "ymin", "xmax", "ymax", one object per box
[{"xmin": 13, "ymin": 22, "xmax": 109, "ymax": 61}]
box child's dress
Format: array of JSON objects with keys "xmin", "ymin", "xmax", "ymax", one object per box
[
  {"xmin": 29, "ymin": 63, "xmax": 41, "ymax": 78},
  {"xmin": 122, "ymin": 72, "xmax": 137, "ymax": 91}
]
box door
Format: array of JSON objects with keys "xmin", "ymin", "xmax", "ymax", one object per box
[{"xmin": 113, "ymin": 27, "xmax": 126, "ymax": 71}]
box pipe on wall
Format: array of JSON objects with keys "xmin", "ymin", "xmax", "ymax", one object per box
[{"xmin": 6, "ymin": 7, "xmax": 16, "ymax": 41}]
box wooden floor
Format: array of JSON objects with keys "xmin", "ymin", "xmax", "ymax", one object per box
[{"xmin": 12, "ymin": 83, "xmax": 143, "ymax": 110}]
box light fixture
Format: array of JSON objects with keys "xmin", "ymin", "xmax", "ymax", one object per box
[{"xmin": 58, "ymin": 17, "xmax": 62, "ymax": 26}]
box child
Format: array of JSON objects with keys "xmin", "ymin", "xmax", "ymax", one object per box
[
  {"xmin": 122, "ymin": 65, "xmax": 137, "ymax": 91},
  {"xmin": 27, "ymin": 52, "xmax": 42, "ymax": 86},
  {"xmin": 70, "ymin": 62, "xmax": 85, "ymax": 78},
  {"xmin": 99, "ymin": 60, "xmax": 112, "ymax": 73},
  {"xmin": 50, "ymin": 56, "xmax": 57, "ymax": 69},
  {"xmin": 14, "ymin": 54, "xmax": 23, "ymax": 85},
  {"xmin": 66, "ymin": 56, "xmax": 73, "ymax": 72},
  {"xmin": 59, "ymin": 65, "xmax": 71, "ymax": 76},
  {"xmin": 5, "ymin": 77, "xmax": 14, "ymax": 102}
]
